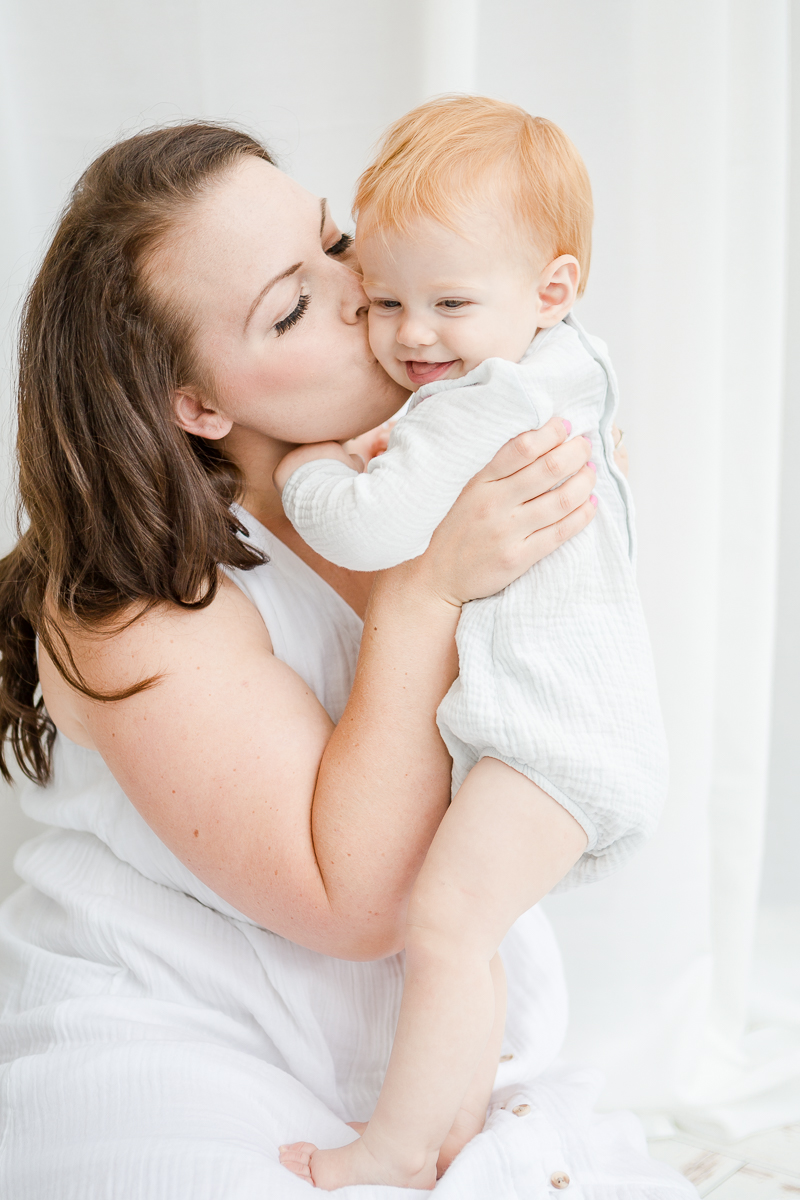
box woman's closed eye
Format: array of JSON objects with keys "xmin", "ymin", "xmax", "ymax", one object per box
[
  {"xmin": 274, "ymin": 292, "xmax": 311, "ymax": 336},
  {"xmin": 325, "ymin": 232, "xmax": 354, "ymax": 257}
]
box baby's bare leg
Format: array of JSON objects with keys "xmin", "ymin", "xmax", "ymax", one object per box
[
  {"xmin": 280, "ymin": 758, "xmax": 586, "ymax": 1191},
  {"xmin": 345, "ymin": 957, "xmax": 507, "ymax": 1178},
  {"xmin": 436, "ymin": 952, "xmax": 507, "ymax": 1176}
]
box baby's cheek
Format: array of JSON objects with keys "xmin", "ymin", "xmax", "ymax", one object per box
[
  {"xmin": 365, "ymin": 308, "xmax": 384, "ymax": 354},
  {"xmin": 367, "ymin": 314, "xmax": 405, "ymax": 385}
]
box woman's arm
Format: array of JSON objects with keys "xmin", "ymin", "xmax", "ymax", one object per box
[{"xmin": 44, "ymin": 420, "xmax": 596, "ymax": 960}]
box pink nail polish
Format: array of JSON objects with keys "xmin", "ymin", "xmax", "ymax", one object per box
[
  {"xmin": 590, "ymin": 495, "xmax": 598, "ymax": 508},
  {"xmin": 588, "ymin": 461, "xmax": 596, "ymax": 471},
  {"xmin": 562, "ymin": 419, "xmax": 572, "ymax": 435}
]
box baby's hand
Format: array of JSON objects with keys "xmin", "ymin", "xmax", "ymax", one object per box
[
  {"xmin": 343, "ymin": 419, "xmax": 397, "ymax": 467},
  {"xmin": 274, "ymin": 441, "xmax": 363, "ymax": 494}
]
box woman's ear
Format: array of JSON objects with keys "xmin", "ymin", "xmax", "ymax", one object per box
[
  {"xmin": 536, "ymin": 255, "xmax": 580, "ymax": 328},
  {"xmin": 173, "ymin": 389, "xmax": 234, "ymax": 440}
]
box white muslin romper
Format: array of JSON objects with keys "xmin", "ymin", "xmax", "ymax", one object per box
[
  {"xmin": 281, "ymin": 315, "xmax": 669, "ymax": 889},
  {"xmin": 0, "ymin": 514, "xmax": 694, "ymax": 1199}
]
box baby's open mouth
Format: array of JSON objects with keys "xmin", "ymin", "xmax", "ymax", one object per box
[{"xmin": 404, "ymin": 360, "xmax": 457, "ymax": 387}]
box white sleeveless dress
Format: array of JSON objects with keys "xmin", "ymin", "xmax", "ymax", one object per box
[{"xmin": 0, "ymin": 514, "xmax": 695, "ymax": 1199}]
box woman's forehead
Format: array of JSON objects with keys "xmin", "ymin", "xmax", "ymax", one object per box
[
  {"xmin": 149, "ymin": 158, "xmax": 319, "ymax": 314},
  {"xmin": 192, "ymin": 158, "xmax": 316, "ymax": 264}
]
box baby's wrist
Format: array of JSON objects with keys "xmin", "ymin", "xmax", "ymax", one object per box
[{"xmin": 273, "ymin": 441, "xmax": 360, "ymax": 493}]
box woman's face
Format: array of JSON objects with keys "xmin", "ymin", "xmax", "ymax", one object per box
[{"xmin": 148, "ymin": 156, "xmax": 408, "ymax": 445}]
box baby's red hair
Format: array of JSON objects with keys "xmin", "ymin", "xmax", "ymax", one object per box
[{"xmin": 354, "ymin": 95, "xmax": 593, "ymax": 297}]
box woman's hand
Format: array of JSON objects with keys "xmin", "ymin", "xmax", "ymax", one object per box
[{"xmin": 411, "ymin": 417, "xmax": 597, "ymax": 608}]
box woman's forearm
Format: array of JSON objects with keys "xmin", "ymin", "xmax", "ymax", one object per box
[{"xmin": 313, "ymin": 560, "xmax": 460, "ymax": 956}]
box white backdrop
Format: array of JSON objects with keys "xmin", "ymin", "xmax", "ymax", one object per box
[{"xmin": 0, "ymin": 0, "xmax": 797, "ymax": 1139}]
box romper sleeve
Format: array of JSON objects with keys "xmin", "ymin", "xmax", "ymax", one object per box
[{"xmin": 279, "ymin": 358, "xmax": 553, "ymax": 571}]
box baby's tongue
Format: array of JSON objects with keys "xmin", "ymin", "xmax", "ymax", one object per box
[{"xmin": 406, "ymin": 360, "xmax": 457, "ymax": 386}]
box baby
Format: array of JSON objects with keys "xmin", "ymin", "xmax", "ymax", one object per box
[{"xmin": 277, "ymin": 96, "xmax": 668, "ymax": 1190}]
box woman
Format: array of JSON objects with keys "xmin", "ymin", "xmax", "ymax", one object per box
[{"xmin": 0, "ymin": 124, "xmax": 693, "ymax": 1198}]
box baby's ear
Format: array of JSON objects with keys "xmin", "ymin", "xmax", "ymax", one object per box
[{"xmin": 536, "ymin": 256, "xmax": 580, "ymax": 327}]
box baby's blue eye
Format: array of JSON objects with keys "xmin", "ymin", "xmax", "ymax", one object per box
[
  {"xmin": 441, "ymin": 300, "xmax": 467, "ymax": 309},
  {"xmin": 377, "ymin": 300, "xmax": 401, "ymax": 309}
]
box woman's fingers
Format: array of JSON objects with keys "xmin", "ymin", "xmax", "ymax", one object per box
[
  {"xmin": 415, "ymin": 417, "xmax": 598, "ymax": 606},
  {"xmin": 477, "ymin": 417, "xmax": 571, "ymax": 484},
  {"xmin": 518, "ymin": 462, "xmax": 597, "ymax": 534},
  {"xmin": 521, "ymin": 497, "xmax": 597, "ymax": 566},
  {"xmin": 478, "ymin": 418, "xmax": 593, "ymax": 505}
]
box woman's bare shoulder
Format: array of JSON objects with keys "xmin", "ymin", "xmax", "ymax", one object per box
[
  {"xmin": 40, "ymin": 574, "xmax": 273, "ymax": 749},
  {"xmin": 39, "ymin": 571, "xmax": 339, "ymax": 937}
]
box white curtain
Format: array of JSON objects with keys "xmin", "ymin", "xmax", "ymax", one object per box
[{"xmin": 0, "ymin": 0, "xmax": 797, "ymax": 1142}]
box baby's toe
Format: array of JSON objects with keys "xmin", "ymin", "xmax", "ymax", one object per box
[{"xmin": 279, "ymin": 1142, "xmax": 317, "ymax": 1181}]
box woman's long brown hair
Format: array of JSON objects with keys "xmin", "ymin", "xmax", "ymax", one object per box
[{"xmin": 0, "ymin": 124, "xmax": 275, "ymax": 785}]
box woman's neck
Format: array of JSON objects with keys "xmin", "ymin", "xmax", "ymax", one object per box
[
  {"xmin": 222, "ymin": 424, "xmax": 289, "ymax": 530},
  {"xmin": 222, "ymin": 424, "xmax": 375, "ymax": 619}
]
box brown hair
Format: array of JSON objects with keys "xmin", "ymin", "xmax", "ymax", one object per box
[
  {"xmin": 355, "ymin": 95, "xmax": 593, "ymax": 296},
  {"xmin": 0, "ymin": 123, "xmax": 275, "ymax": 785}
]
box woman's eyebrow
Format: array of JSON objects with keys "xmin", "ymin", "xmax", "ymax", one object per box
[{"xmin": 244, "ymin": 262, "xmax": 302, "ymax": 330}]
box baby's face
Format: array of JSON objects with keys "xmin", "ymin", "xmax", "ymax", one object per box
[{"xmin": 358, "ymin": 210, "xmax": 542, "ymax": 390}]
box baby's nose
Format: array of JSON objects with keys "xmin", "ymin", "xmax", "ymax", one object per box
[{"xmin": 396, "ymin": 316, "xmax": 437, "ymax": 348}]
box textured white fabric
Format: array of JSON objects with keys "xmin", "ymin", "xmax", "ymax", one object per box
[
  {"xmin": 0, "ymin": 513, "xmax": 695, "ymax": 1198},
  {"xmin": 283, "ymin": 317, "xmax": 668, "ymax": 888}
]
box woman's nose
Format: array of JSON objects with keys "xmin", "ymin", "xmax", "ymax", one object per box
[{"xmin": 339, "ymin": 266, "xmax": 370, "ymax": 324}]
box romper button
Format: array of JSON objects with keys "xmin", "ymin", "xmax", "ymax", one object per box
[
  {"xmin": 499, "ymin": 1053, "xmax": 514, "ymax": 1062},
  {"xmin": 551, "ymin": 1171, "xmax": 570, "ymax": 1189},
  {"xmin": 512, "ymin": 1103, "xmax": 531, "ymax": 1117}
]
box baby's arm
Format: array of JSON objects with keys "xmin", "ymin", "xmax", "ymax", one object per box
[
  {"xmin": 274, "ymin": 441, "xmax": 364, "ymax": 488},
  {"xmin": 277, "ymin": 360, "xmax": 552, "ymax": 572}
]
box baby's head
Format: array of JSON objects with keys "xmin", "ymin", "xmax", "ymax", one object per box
[{"xmin": 354, "ymin": 95, "xmax": 593, "ymax": 390}]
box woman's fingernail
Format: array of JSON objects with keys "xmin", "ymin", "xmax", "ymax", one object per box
[
  {"xmin": 562, "ymin": 419, "xmax": 572, "ymax": 435},
  {"xmin": 590, "ymin": 495, "xmax": 598, "ymax": 508},
  {"xmin": 582, "ymin": 435, "xmax": 592, "ymax": 445},
  {"xmin": 588, "ymin": 461, "xmax": 596, "ymax": 472}
]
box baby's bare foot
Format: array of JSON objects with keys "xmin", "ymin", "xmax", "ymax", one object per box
[
  {"xmin": 436, "ymin": 1106, "xmax": 485, "ymax": 1177},
  {"xmin": 280, "ymin": 1136, "xmax": 437, "ymax": 1191},
  {"xmin": 279, "ymin": 1141, "xmax": 316, "ymax": 1183}
]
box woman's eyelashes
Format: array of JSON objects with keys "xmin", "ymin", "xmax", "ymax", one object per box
[
  {"xmin": 274, "ymin": 292, "xmax": 311, "ymax": 336},
  {"xmin": 325, "ymin": 232, "xmax": 354, "ymax": 257}
]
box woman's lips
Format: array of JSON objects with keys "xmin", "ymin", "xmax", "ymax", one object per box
[{"xmin": 404, "ymin": 359, "xmax": 457, "ymax": 387}]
